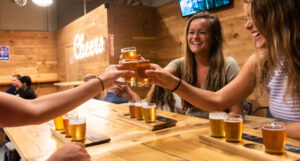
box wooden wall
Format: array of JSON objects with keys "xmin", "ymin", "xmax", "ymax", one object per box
[
  {"xmin": 154, "ymin": 0, "xmax": 268, "ymax": 111},
  {"xmin": 56, "ymin": 5, "xmax": 109, "ymax": 83},
  {"xmin": 0, "ymin": 31, "xmax": 58, "ymax": 96},
  {"xmin": 107, "ymin": 4, "xmax": 157, "ymax": 98}
]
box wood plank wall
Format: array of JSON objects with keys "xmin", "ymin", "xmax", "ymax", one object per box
[
  {"xmin": 0, "ymin": 31, "xmax": 58, "ymax": 96},
  {"xmin": 107, "ymin": 4, "xmax": 157, "ymax": 99},
  {"xmin": 155, "ymin": 0, "xmax": 268, "ymax": 112},
  {"xmin": 56, "ymin": 5, "xmax": 109, "ymax": 83}
]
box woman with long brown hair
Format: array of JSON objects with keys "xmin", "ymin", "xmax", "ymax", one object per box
[
  {"xmin": 148, "ymin": 11, "xmax": 244, "ymax": 118},
  {"xmin": 146, "ymin": 0, "xmax": 300, "ymax": 139}
]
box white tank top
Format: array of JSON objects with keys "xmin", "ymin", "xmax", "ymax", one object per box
[{"xmin": 267, "ymin": 66, "xmax": 300, "ymax": 122}]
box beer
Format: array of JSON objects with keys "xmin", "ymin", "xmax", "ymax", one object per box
[
  {"xmin": 143, "ymin": 103, "xmax": 156, "ymax": 123},
  {"xmin": 262, "ymin": 122, "xmax": 286, "ymax": 154},
  {"xmin": 121, "ymin": 59, "xmax": 138, "ymax": 86},
  {"xmin": 63, "ymin": 115, "xmax": 71, "ymax": 137},
  {"xmin": 137, "ymin": 60, "xmax": 150, "ymax": 87},
  {"xmin": 53, "ymin": 115, "xmax": 64, "ymax": 131},
  {"xmin": 128, "ymin": 100, "xmax": 136, "ymax": 118},
  {"xmin": 121, "ymin": 47, "xmax": 137, "ymax": 60},
  {"xmin": 135, "ymin": 102, "xmax": 144, "ymax": 120},
  {"xmin": 70, "ymin": 115, "xmax": 86, "ymax": 141},
  {"xmin": 224, "ymin": 114, "xmax": 243, "ymax": 142},
  {"xmin": 209, "ymin": 112, "xmax": 226, "ymax": 138}
]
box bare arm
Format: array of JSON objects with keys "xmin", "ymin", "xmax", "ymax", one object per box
[
  {"xmin": 126, "ymin": 87, "xmax": 141, "ymax": 101},
  {"xmin": 146, "ymin": 55, "xmax": 257, "ymax": 112},
  {"xmin": 284, "ymin": 122, "xmax": 300, "ymax": 139},
  {"xmin": 0, "ymin": 65, "xmax": 133, "ymax": 127}
]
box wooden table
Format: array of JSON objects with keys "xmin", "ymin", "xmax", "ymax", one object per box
[{"xmin": 4, "ymin": 99, "xmax": 300, "ymax": 161}]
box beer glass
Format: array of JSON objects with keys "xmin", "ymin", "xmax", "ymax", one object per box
[
  {"xmin": 128, "ymin": 100, "xmax": 136, "ymax": 118},
  {"xmin": 63, "ymin": 114, "xmax": 72, "ymax": 138},
  {"xmin": 70, "ymin": 114, "xmax": 86, "ymax": 141},
  {"xmin": 143, "ymin": 103, "xmax": 156, "ymax": 123},
  {"xmin": 137, "ymin": 60, "xmax": 150, "ymax": 87},
  {"xmin": 224, "ymin": 114, "xmax": 243, "ymax": 142},
  {"xmin": 135, "ymin": 102, "xmax": 144, "ymax": 120},
  {"xmin": 121, "ymin": 47, "xmax": 137, "ymax": 60},
  {"xmin": 53, "ymin": 115, "xmax": 64, "ymax": 131},
  {"xmin": 121, "ymin": 59, "xmax": 138, "ymax": 86},
  {"xmin": 262, "ymin": 121, "xmax": 286, "ymax": 154},
  {"xmin": 209, "ymin": 112, "xmax": 226, "ymax": 138}
]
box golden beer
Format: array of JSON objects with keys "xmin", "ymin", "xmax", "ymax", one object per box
[
  {"xmin": 63, "ymin": 116, "xmax": 71, "ymax": 137},
  {"xmin": 121, "ymin": 59, "xmax": 138, "ymax": 86},
  {"xmin": 53, "ymin": 115, "xmax": 64, "ymax": 131},
  {"xmin": 135, "ymin": 102, "xmax": 144, "ymax": 120},
  {"xmin": 128, "ymin": 100, "xmax": 136, "ymax": 118},
  {"xmin": 121, "ymin": 47, "xmax": 137, "ymax": 60},
  {"xmin": 262, "ymin": 122, "xmax": 286, "ymax": 154},
  {"xmin": 209, "ymin": 112, "xmax": 226, "ymax": 138},
  {"xmin": 224, "ymin": 114, "xmax": 243, "ymax": 142},
  {"xmin": 70, "ymin": 114, "xmax": 86, "ymax": 141},
  {"xmin": 137, "ymin": 60, "xmax": 150, "ymax": 87},
  {"xmin": 143, "ymin": 103, "xmax": 156, "ymax": 123}
]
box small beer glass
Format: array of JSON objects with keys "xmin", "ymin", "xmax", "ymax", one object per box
[
  {"xmin": 137, "ymin": 60, "xmax": 150, "ymax": 87},
  {"xmin": 69, "ymin": 114, "xmax": 86, "ymax": 141},
  {"xmin": 135, "ymin": 101, "xmax": 144, "ymax": 120},
  {"xmin": 63, "ymin": 114, "xmax": 72, "ymax": 138},
  {"xmin": 224, "ymin": 114, "xmax": 243, "ymax": 142},
  {"xmin": 53, "ymin": 115, "xmax": 64, "ymax": 131},
  {"xmin": 121, "ymin": 47, "xmax": 137, "ymax": 60},
  {"xmin": 262, "ymin": 121, "xmax": 286, "ymax": 154},
  {"xmin": 143, "ymin": 103, "xmax": 156, "ymax": 123},
  {"xmin": 121, "ymin": 59, "xmax": 138, "ymax": 86},
  {"xmin": 209, "ymin": 112, "xmax": 226, "ymax": 138},
  {"xmin": 128, "ymin": 100, "xmax": 136, "ymax": 118}
]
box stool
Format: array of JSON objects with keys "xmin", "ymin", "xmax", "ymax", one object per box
[{"xmin": 4, "ymin": 142, "xmax": 20, "ymax": 161}]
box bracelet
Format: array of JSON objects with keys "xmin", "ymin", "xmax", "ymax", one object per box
[
  {"xmin": 171, "ymin": 78, "xmax": 181, "ymax": 92},
  {"xmin": 96, "ymin": 77, "xmax": 105, "ymax": 91}
]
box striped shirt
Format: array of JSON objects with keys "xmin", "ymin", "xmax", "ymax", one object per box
[{"xmin": 267, "ymin": 66, "xmax": 300, "ymax": 122}]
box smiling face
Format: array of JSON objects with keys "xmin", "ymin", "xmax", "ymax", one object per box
[
  {"xmin": 244, "ymin": 2, "xmax": 267, "ymax": 49},
  {"xmin": 187, "ymin": 18, "xmax": 214, "ymax": 56}
]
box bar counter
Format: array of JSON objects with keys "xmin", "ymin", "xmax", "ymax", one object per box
[{"xmin": 4, "ymin": 99, "xmax": 300, "ymax": 161}]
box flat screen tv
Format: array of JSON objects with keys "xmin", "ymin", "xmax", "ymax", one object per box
[{"xmin": 179, "ymin": 0, "xmax": 232, "ymax": 17}]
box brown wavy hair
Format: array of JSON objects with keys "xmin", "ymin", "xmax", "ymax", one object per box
[
  {"xmin": 181, "ymin": 11, "xmax": 226, "ymax": 111},
  {"xmin": 245, "ymin": 0, "xmax": 300, "ymax": 99}
]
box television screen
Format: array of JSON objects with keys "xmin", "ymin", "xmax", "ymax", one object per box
[{"xmin": 179, "ymin": 0, "xmax": 232, "ymax": 17}]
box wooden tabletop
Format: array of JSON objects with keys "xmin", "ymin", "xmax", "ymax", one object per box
[{"xmin": 4, "ymin": 99, "xmax": 300, "ymax": 161}]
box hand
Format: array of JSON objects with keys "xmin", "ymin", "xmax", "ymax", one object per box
[
  {"xmin": 47, "ymin": 143, "xmax": 90, "ymax": 161},
  {"xmin": 100, "ymin": 65, "xmax": 134, "ymax": 89},
  {"xmin": 145, "ymin": 64, "xmax": 180, "ymax": 90}
]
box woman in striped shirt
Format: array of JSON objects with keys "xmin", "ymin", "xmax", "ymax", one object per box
[{"xmin": 147, "ymin": 0, "xmax": 300, "ymax": 139}]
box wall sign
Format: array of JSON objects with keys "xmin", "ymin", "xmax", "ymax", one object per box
[
  {"xmin": 109, "ymin": 34, "xmax": 115, "ymax": 57},
  {"xmin": 73, "ymin": 34, "xmax": 105, "ymax": 60},
  {"xmin": 0, "ymin": 46, "xmax": 10, "ymax": 61}
]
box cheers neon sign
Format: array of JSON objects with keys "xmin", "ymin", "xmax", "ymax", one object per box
[{"xmin": 73, "ymin": 34, "xmax": 105, "ymax": 60}]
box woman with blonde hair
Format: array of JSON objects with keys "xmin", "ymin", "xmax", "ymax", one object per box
[
  {"xmin": 146, "ymin": 0, "xmax": 300, "ymax": 139},
  {"xmin": 148, "ymin": 11, "xmax": 244, "ymax": 118}
]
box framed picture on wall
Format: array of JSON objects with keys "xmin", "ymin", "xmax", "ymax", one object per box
[{"xmin": 0, "ymin": 46, "xmax": 9, "ymax": 61}]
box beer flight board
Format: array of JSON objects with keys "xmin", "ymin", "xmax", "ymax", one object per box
[
  {"xmin": 198, "ymin": 133, "xmax": 300, "ymax": 161},
  {"xmin": 119, "ymin": 113, "xmax": 177, "ymax": 131},
  {"xmin": 50, "ymin": 125, "xmax": 111, "ymax": 147}
]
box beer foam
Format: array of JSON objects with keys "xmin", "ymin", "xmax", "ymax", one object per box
[
  {"xmin": 209, "ymin": 112, "xmax": 226, "ymax": 119},
  {"xmin": 224, "ymin": 119, "xmax": 243, "ymax": 123},
  {"xmin": 69, "ymin": 120, "xmax": 85, "ymax": 125},
  {"xmin": 263, "ymin": 125, "xmax": 286, "ymax": 130}
]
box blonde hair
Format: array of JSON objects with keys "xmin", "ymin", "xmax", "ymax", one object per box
[
  {"xmin": 247, "ymin": 0, "xmax": 300, "ymax": 99},
  {"xmin": 181, "ymin": 11, "xmax": 226, "ymax": 111}
]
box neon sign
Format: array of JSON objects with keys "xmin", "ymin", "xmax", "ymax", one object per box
[{"xmin": 73, "ymin": 34, "xmax": 105, "ymax": 60}]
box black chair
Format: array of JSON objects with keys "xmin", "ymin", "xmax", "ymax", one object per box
[{"xmin": 252, "ymin": 106, "xmax": 274, "ymax": 118}]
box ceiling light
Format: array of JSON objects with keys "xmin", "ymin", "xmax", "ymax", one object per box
[
  {"xmin": 32, "ymin": 0, "xmax": 53, "ymax": 7},
  {"xmin": 15, "ymin": 0, "xmax": 27, "ymax": 7}
]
